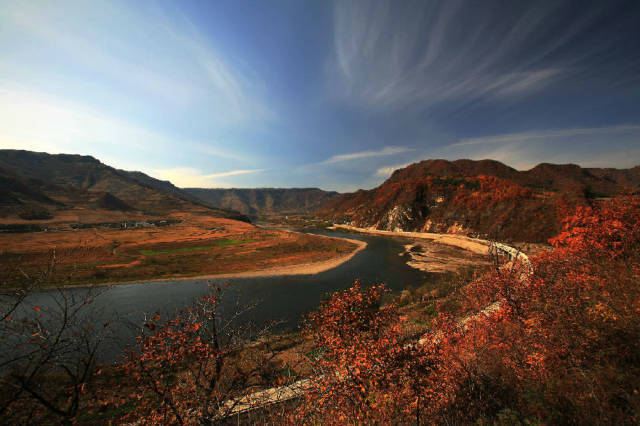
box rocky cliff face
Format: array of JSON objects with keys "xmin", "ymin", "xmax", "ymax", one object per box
[
  {"xmin": 320, "ymin": 159, "xmax": 640, "ymax": 242},
  {"xmin": 184, "ymin": 188, "xmax": 340, "ymax": 217}
]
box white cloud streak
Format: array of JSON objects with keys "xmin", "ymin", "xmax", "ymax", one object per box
[
  {"xmin": 452, "ymin": 125, "xmax": 640, "ymax": 148},
  {"xmin": 0, "ymin": 0, "xmax": 272, "ymax": 123},
  {"xmin": 203, "ymin": 169, "xmax": 265, "ymax": 179},
  {"xmin": 374, "ymin": 126, "xmax": 640, "ymax": 181},
  {"xmin": 152, "ymin": 167, "xmax": 264, "ymax": 188},
  {"xmin": 375, "ymin": 162, "xmax": 413, "ymax": 177},
  {"xmin": 329, "ymin": 0, "xmax": 608, "ymax": 111},
  {"xmin": 0, "ymin": 84, "xmax": 244, "ymax": 169},
  {"xmin": 439, "ymin": 125, "xmax": 640, "ymax": 170},
  {"xmin": 322, "ymin": 146, "xmax": 412, "ymax": 164}
]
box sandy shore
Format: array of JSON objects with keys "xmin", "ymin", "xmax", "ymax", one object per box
[
  {"xmin": 331, "ymin": 224, "xmax": 491, "ymax": 255},
  {"xmin": 330, "ymin": 225, "xmax": 534, "ymax": 275},
  {"xmin": 402, "ymin": 242, "xmax": 490, "ymax": 273},
  {"xmin": 33, "ymin": 235, "xmax": 368, "ymax": 290},
  {"xmin": 188, "ymin": 236, "xmax": 367, "ymax": 279}
]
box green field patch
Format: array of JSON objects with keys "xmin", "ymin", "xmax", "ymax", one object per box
[
  {"xmin": 140, "ymin": 239, "xmax": 254, "ymax": 256},
  {"xmin": 216, "ymin": 238, "xmax": 255, "ymax": 247},
  {"xmin": 140, "ymin": 246, "xmax": 215, "ymax": 256}
]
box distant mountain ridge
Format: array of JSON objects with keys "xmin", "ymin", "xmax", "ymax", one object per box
[
  {"xmin": 321, "ymin": 159, "xmax": 640, "ymax": 242},
  {"xmin": 0, "ymin": 150, "xmax": 249, "ymax": 222},
  {"xmin": 385, "ymin": 159, "xmax": 640, "ymax": 194},
  {"xmin": 184, "ymin": 188, "xmax": 340, "ymax": 217}
]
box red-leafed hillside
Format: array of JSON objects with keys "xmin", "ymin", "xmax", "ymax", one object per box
[{"xmin": 320, "ymin": 159, "xmax": 640, "ymax": 242}]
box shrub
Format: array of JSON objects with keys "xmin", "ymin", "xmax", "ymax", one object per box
[
  {"xmin": 297, "ymin": 195, "xmax": 640, "ymax": 424},
  {"xmin": 18, "ymin": 206, "xmax": 52, "ymax": 220}
]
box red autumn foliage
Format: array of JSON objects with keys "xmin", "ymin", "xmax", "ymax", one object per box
[
  {"xmin": 322, "ymin": 171, "xmax": 566, "ymax": 241},
  {"xmin": 3, "ymin": 195, "xmax": 637, "ymax": 424},
  {"xmin": 452, "ymin": 175, "xmax": 532, "ymax": 209},
  {"xmin": 298, "ymin": 282, "xmax": 405, "ymax": 422},
  {"xmin": 119, "ymin": 295, "xmax": 224, "ymax": 424},
  {"xmin": 115, "ymin": 291, "xmax": 275, "ymax": 425},
  {"xmin": 300, "ymin": 195, "xmax": 640, "ymax": 424}
]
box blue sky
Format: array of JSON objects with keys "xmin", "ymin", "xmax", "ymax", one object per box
[{"xmin": 1, "ymin": 0, "xmax": 639, "ymax": 191}]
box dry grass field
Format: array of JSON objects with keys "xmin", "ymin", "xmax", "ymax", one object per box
[{"xmin": 0, "ymin": 211, "xmax": 358, "ymax": 288}]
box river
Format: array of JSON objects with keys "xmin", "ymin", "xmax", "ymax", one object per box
[{"xmin": 15, "ymin": 229, "xmax": 430, "ymax": 361}]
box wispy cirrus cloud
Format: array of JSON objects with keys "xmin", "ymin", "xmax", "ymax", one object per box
[
  {"xmin": 321, "ymin": 146, "xmax": 412, "ymax": 164},
  {"xmin": 0, "ymin": 0, "xmax": 273, "ymax": 124},
  {"xmin": 373, "ymin": 125, "xmax": 640, "ymax": 180},
  {"xmin": 203, "ymin": 169, "xmax": 265, "ymax": 179},
  {"xmin": 152, "ymin": 167, "xmax": 264, "ymax": 188},
  {"xmin": 439, "ymin": 125, "xmax": 640, "ymax": 170},
  {"xmin": 0, "ymin": 84, "xmax": 246, "ymax": 171},
  {"xmin": 375, "ymin": 162, "xmax": 413, "ymax": 177},
  {"xmin": 451, "ymin": 125, "xmax": 640, "ymax": 148},
  {"xmin": 328, "ymin": 0, "xmax": 611, "ymax": 111}
]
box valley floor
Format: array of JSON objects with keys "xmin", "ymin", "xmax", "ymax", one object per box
[{"xmin": 0, "ymin": 212, "xmax": 362, "ymax": 288}]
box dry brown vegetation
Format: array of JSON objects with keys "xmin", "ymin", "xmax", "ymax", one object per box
[{"xmin": 0, "ymin": 212, "xmax": 358, "ymax": 288}]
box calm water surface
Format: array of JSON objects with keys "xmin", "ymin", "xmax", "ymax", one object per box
[{"xmin": 20, "ymin": 229, "xmax": 429, "ymax": 360}]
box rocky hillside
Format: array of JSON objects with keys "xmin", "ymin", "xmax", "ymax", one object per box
[
  {"xmin": 184, "ymin": 188, "xmax": 339, "ymax": 217},
  {"xmin": 0, "ymin": 150, "xmax": 249, "ymax": 222},
  {"xmin": 320, "ymin": 159, "xmax": 640, "ymax": 242}
]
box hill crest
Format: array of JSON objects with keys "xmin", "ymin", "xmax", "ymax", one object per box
[
  {"xmin": 321, "ymin": 158, "xmax": 640, "ymax": 242},
  {"xmin": 0, "ymin": 150, "xmax": 249, "ymax": 223}
]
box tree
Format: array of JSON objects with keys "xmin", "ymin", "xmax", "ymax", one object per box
[
  {"xmin": 295, "ymin": 195, "xmax": 640, "ymax": 424},
  {"xmin": 117, "ymin": 284, "xmax": 280, "ymax": 424},
  {"xmin": 0, "ymin": 250, "xmax": 112, "ymax": 423},
  {"xmin": 451, "ymin": 195, "xmax": 640, "ymax": 423}
]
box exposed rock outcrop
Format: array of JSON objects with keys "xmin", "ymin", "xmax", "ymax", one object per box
[{"xmin": 321, "ymin": 159, "xmax": 640, "ymax": 242}]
